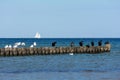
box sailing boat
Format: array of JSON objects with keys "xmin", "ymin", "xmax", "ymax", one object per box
[{"xmin": 34, "ymin": 32, "xmax": 41, "ymax": 38}]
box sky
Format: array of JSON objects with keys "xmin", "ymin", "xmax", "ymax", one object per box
[{"xmin": 0, "ymin": 0, "xmax": 120, "ymax": 38}]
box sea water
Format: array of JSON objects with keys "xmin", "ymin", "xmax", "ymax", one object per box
[{"xmin": 0, "ymin": 38, "xmax": 120, "ymax": 80}]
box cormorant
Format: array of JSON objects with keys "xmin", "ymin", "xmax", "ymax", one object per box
[
  {"xmin": 52, "ymin": 42, "xmax": 57, "ymax": 47},
  {"xmin": 79, "ymin": 41, "xmax": 83, "ymax": 47},
  {"xmin": 98, "ymin": 40, "xmax": 102, "ymax": 46},
  {"xmin": 91, "ymin": 41, "xmax": 94, "ymax": 46}
]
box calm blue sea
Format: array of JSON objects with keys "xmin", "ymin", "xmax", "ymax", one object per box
[{"xmin": 0, "ymin": 38, "xmax": 120, "ymax": 80}]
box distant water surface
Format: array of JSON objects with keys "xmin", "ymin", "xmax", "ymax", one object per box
[{"xmin": 0, "ymin": 38, "xmax": 120, "ymax": 80}]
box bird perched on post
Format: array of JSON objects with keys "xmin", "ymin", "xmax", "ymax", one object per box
[
  {"xmin": 79, "ymin": 41, "xmax": 83, "ymax": 47},
  {"xmin": 91, "ymin": 41, "xmax": 94, "ymax": 47},
  {"xmin": 98, "ymin": 40, "xmax": 102, "ymax": 46},
  {"xmin": 52, "ymin": 42, "xmax": 57, "ymax": 47}
]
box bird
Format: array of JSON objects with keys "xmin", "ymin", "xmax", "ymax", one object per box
[
  {"xmin": 79, "ymin": 41, "xmax": 84, "ymax": 47},
  {"xmin": 21, "ymin": 42, "xmax": 25, "ymax": 46},
  {"xmin": 14, "ymin": 42, "xmax": 25, "ymax": 48},
  {"xmin": 33, "ymin": 42, "xmax": 37, "ymax": 46},
  {"xmin": 91, "ymin": 41, "xmax": 94, "ymax": 46},
  {"xmin": 4, "ymin": 45, "xmax": 9, "ymax": 48},
  {"xmin": 52, "ymin": 42, "xmax": 57, "ymax": 47},
  {"xmin": 8, "ymin": 45, "xmax": 12, "ymax": 48},
  {"xmin": 30, "ymin": 45, "xmax": 34, "ymax": 48},
  {"xmin": 13, "ymin": 45, "xmax": 18, "ymax": 48},
  {"xmin": 30, "ymin": 42, "xmax": 37, "ymax": 48},
  {"xmin": 18, "ymin": 42, "xmax": 21, "ymax": 45},
  {"xmin": 98, "ymin": 40, "xmax": 102, "ymax": 46},
  {"xmin": 15, "ymin": 42, "xmax": 21, "ymax": 46}
]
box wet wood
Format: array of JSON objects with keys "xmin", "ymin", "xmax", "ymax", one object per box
[{"xmin": 0, "ymin": 44, "xmax": 111, "ymax": 56}]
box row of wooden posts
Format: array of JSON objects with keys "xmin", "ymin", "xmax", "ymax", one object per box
[{"xmin": 0, "ymin": 44, "xmax": 111, "ymax": 56}]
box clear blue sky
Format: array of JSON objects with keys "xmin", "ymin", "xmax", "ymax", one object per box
[{"xmin": 0, "ymin": 0, "xmax": 120, "ymax": 38}]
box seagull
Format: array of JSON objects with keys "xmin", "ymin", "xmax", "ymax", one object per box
[
  {"xmin": 15, "ymin": 42, "xmax": 21, "ymax": 46},
  {"xmin": 8, "ymin": 45, "xmax": 12, "ymax": 48},
  {"xmin": 13, "ymin": 45, "xmax": 18, "ymax": 48},
  {"xmin": 30, "ymin": 42, "xmax": 37, "ymax": 48},
  {"xmin": 21, "ymin": 42, "xmax": 25, "ymax": 46},
  {"xmin": 30, "ymin": 45, "xmax": 34, "ymax": 48},
  {"xmin": 18, "ymin": 42, "xmax": 21, "ymax": 45},
  {"xmin": 33, "ymin": 42, "xmax": 36, "ymax": 46},
  {"xmin": 5, "ymin": 45, "xmax": 9, "ymax": 48}
]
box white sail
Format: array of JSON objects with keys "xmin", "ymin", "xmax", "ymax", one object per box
[{"xmin": 35, "ymin": 32, "xmax": 41, "ymax": 38}]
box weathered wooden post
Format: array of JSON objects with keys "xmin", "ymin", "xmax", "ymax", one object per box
[
  {"xmin": 13, "ymin": 48, "xmax": 18, "ymax": 56},
  {"xmin": 59, "ymin": 47, "xmax": 63, "ymax": 54},
  {"xmin": 105, "ymin": 43, "xmax": 111, "ymax": 52},
  {"xmin": 56, "ymin": 47, "xmax": 60, "ymax": 54},
  {"xmin": 0, "ymin": 48, "xmax": 5, "ymax": 56},
  {"xmin": 37, "ymin": 48, "xmax": 42, "ymax": 55},
  {"xmin": 29, "ymin": 48, "xmax": 34, "ymax": 55},
  {"xmin": 5, "ymin": 48, "xmax": 10, "ymax": 56}
]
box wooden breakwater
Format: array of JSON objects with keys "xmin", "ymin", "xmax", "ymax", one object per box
[{"xmin": 0, "ymin": 44, "xmax": 111, "ymax": 56}]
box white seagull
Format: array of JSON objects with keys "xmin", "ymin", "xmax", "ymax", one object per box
[
  {"xmin": 8, "ymin": 45, "xmax": 12, "ymax": 48},
  {"xmin": 33, "ymin": 42, "xmax": 37, "ymax": 46},
  {"xmin": 30, "ymin": 45, "xmax": 34, "ymax": 48},
  {"xmin": 21, "ymin": 42, "xmax": 25, "ymax": 46},
  {"xmin": 5, "ymin": 45, "xmax": 9, "ymax": 48},
  {"xmin": 13, "ymin": 45, "xmax": 18, "ymax": 48},
  {"xmin": 30, "ymin": 42, "xmax": 37, "ymax": 48},
  {"xmin": 15, "ymin": 42, "xmax": 21, "ymax": 46}
]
